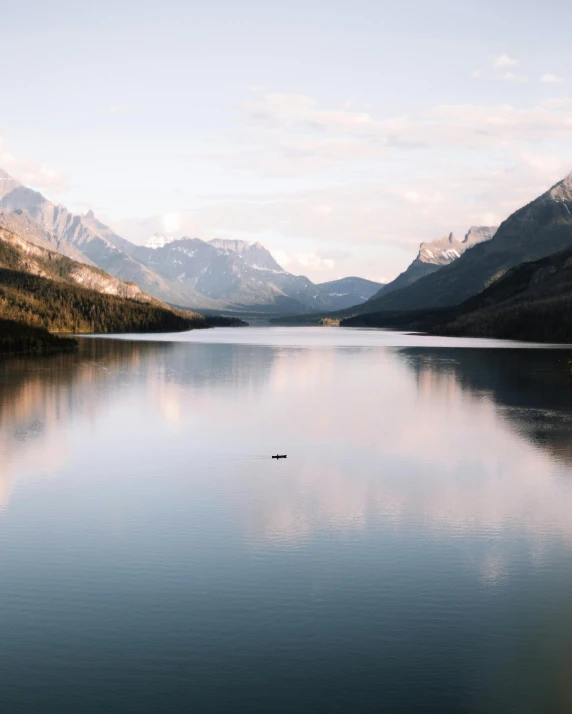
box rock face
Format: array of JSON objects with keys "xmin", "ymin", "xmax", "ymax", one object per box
[
  {"xmin": 132, "ymin": 238, "xmax": 382, "ymax": 311},
  {"xmin": 463, "ymin": 225, "xmax": 497, "ymax": 247},
  {"xmin": 354, "ymin": 173, "xmax": 572, "ymax": 314},
  {"xmin": 0, "ymin": 226, "xmax": 163, "ymax": 305},
  {"xmin": 342, "ymin": 236, "xmax": 572, "ymax": 344},
  {"xmin": 418, "ymin": 232, "xmax": 464, "ymax": 266},
  {"xmin": 0, "ymin": 209, "xmax": 91, "ymax": 264},
  {"xmin": 0, "ymin": 182, "xmax": 182, "ymax": 303},
  {"xmin": 372, "ymin": 226, "xmax": 497, "ymax": 300},
  {"xmin": 0, "ymin": 168, "xmax": 381, "ymax": 313}
]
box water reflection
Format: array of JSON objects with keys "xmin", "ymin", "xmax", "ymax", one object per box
[
  {"xmin": 2, "ymin": 334, "xmax": 572, "ymax": 713},
  {"xmin": 401, "ymin": 347, "xmax": 572, "ymax": 464},
  {"xmin": 0, "ymin": 339, "xmax": 277, "ymax": 506},
  {"xmin": 1, "ymin": 339, "xmax": 572, "ymax": 551}
]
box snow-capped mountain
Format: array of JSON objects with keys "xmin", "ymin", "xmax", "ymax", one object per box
[
  {"xmin": 132, "ymin": 237, "xmax": 382, "ymax": 311},
  {"xmin": 418, "ymin": 232, "xmax": 464, "ymax": 266},
  {"xmin": 362, "ymin": 173, "xmax": 572, "ymax": 313},
  {"xmin": 0, "ymin": 168, "xmax": 382, "ymax": 313},
  {"xmin": 146, "ymin": 233, "xmax": 175, "ymax": 250},
  {"xmin": 372, "ymin": 226, "xmax": 498, "ymax": 300}
]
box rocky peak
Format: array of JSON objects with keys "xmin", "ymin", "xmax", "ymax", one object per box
[
  {"xmin": 0, "ymin": 168, "xmax": 22, "ymax": 199},
  {"xmin": 146, "ymin": 233, "xmax": 175, "ymax": 250},
  {"xmin": 463, "ymin": 225, "xmax": 498, "ymax": 246},
  {"xmin": 418, "ymin": 232, "xmax": 464, "ymax": 266},
  {"xmin": 208, "ymin": 237, "xmax": 284, "ymax": 272},
  {"xmin": 547, "ymin": 172, "xmax": 572, "ymax": 202},
  {"xmin": 209, "ymin": 238, "xmax": 251, "ymax": 254}
]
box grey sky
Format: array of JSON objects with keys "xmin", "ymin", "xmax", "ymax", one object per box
[{"xmin": 2, "ymin": 0, "xmax": 572, "ymax": 281}]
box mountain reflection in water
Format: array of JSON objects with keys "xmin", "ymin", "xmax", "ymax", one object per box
[{"xmin": 1, "ymin": 331, "xmax": 572, "ymax": 713}]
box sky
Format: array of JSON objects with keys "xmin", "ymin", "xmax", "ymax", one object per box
[{"xmin": 2, "ymin": 0, "xmax": 572, "ymax": 283}]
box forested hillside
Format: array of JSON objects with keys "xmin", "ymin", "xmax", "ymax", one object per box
[
  {"xmin": 0, "ymin": 319, "xmax": 78, "ymax": 357},
  {"xmin": 341, "ymin": 243, "xmax": 572, "ymax": 343},
  {"xmin": 0, "ymin": 225, "xmax": 245, "ymax": 345},
  {"xmin": 0, "ymin": 267, "xmax": 205, "ymax": 333}
]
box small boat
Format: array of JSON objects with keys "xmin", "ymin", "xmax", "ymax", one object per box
[{"xmin": 272, "ymin": 454, "xmax": 287, "ymax": 459}]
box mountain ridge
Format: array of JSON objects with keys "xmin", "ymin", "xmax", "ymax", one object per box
[
  {"xmin": 349, "ymin": 174, "xmax": 572, "ymax": 315},
  {"xmin": 371, "ymin": 225, "xmax": 497, "ymax": 300},
  {"xmin": 0, "ymin": 224, "xmax": 245, "ymax": 336},
  {"xmin": 341, "ymin": 240, "xmax": 572, "ymax": 343},
  {"xmin": 0, "ymin": 169, "xmax": 381, "ymax": 314}
]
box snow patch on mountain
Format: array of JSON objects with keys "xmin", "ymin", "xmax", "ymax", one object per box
[{"xmin": 146, "ymin": 233, "xmax": 175, "ymax": 249}]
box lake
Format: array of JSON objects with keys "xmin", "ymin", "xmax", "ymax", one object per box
[{"xmin": 1, "ymin": 326, "xmax": 572, "ymax": 713}]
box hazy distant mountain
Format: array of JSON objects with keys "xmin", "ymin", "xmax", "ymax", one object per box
[
  {"xmin": 0, "ymin": 174, "xmax": 235, "ymax": 309},
  {"xmin": 0, "ymin": 224, "xmax": 223, "ymax": 335},
  {"xmin": 133, "ymin": 237, "xmax": 382, "ymax": 311},
  {"xmin": 371, "ymin": 226, "xmax": 497, "ymax": 300},
  {"xmin": 313, "ymin": 276, "xmax": 383, "ymax": 310},
  {"xmin": 0, "ymin": 179, "xmax": 186, "ymax": 301},
  {"xmin": 146, "ymin": 233, "xmax": 175, "ymax": 249},
  {"xmin": 0, "ymin": 169, "xmax": 22, "ymax": 200},
  {"xmin": 0, "ymin": 168, "xmax": 381, "ymax": 313},
  {"xmin": 355, "ymin": 174, "xmax": 572, "ymax": 313}
]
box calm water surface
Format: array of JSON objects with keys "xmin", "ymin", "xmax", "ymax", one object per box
[{"xmin": 1, "ymin": 327, "xmax": 572, "ymax": 713}]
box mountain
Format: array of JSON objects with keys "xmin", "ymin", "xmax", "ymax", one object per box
[
  {"xmin": 131, "ymin": 236, "xmax": 383, "ymax": 312},
  {"xmin": 146, "ymin": 233, "xmax": 174, "ymax": 249},
  {"xmin": 463, "ymin": 225, "xmax": 498, "ymax": 247},
  {"xmin": 0, "ymin": 209, "xmax": 91, "ymax": 264},
  {"xmin": 0, "ymin": 169, "xmax": 21, "ymax": 199},
  {"xmin": 0, "ymin": 175, "xmax": 209, "ymax": 308},
  {"xmin": 371, "ymin": 226, "xmax": 497, "ymax": 300},
  {"xmin": 0, "ymin": 225, "xmax": 244, "ymax": 335},
  {"xmin": 0, "ymin": 169, "xmax": 380, "ymax": 314},
  {"xmin": 341, "ymin": 241, "xmax": 572, "ymax": 343},
  {"xmin": 435, "ymin": 244, "xmax": 572, "ymax": 342},
  {"xmin": 313, "ymin": 276, "xmax": 383, "ymax": 310},
  {"xmin": 351, "ymin": 174, "xmax": 572, "ymax": 314},
  {"xmin": 0, "ymin": 225, "xmax": 161, "ymax": 304},
  {"xmin": 131, "ymin": 237, "xmax": 306, "ymax": 311}
]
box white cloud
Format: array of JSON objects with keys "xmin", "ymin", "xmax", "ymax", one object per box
[
  {"xmin": 540, "ymin": 73, "xmax": 564, "ymax": 84},
  {"xmin": 0, "ymin": 137, "xmax": 69, "ymax": 194},
  {"xmin": 162, "ymin": 213, "xmax": 181, "ymax": 232},
  {"xmin": 493, "ymin": 54, "xmax": 519, "ymax": 69},
  {"xmin": 223, "ymin": 93, "xmax": 572, "ymax": 179},
  {"xmin": 271, "ymin": 250, "xmax": 335, "ymax": 274},
  {"xmin": 110, "ymin": 90, "xmax": 572, "ymax": 282}
]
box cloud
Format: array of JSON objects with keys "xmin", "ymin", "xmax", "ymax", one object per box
[
  {"xmin": 493, "ymin": 54, "xmax": 519, "ymax": 69},
  {"xmin": 162, "ymin": 213, "xmax": 181, "ymax": 232},
  {"xmin": 110, "ymin": 90, "xmax": 572, "ymax": 282},
  {"xmin": 541, "ymin": 73, "xmax": 564, "ymax": 84},
  {"xmin": 112, "ymin": 151, "xmax": 572, "ymax": 275},
  {"xmin": 0, "ymin": 137, "xmax": 69, "ymax": 194},
  {"xmin": 272, "ymin": 249, "xmax": 335, "ymax": 274},
  {"xmin": 225, "ymin": 93, "xmax": 572, "ymax": 179}
]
